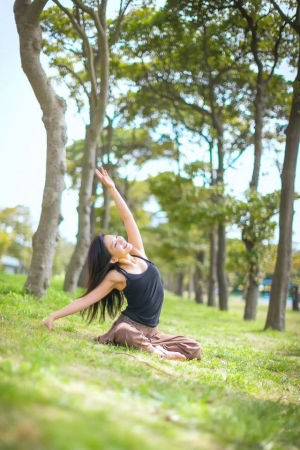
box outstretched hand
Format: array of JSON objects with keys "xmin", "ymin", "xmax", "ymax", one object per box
[
  {"xmin": 95, "ymin": 167, "xmax": 115, "ymax": 190},
  {"xmin": 39, "ymin": 316, "xmax": 54, "ymax": 331}
]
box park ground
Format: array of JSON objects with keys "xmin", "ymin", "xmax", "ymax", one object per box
[{"xmin": 0, "ymin": 273, "xmax": 299, "ymax": 450}]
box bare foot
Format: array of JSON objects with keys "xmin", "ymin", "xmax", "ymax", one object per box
[{"xmin": 154, "ymin": 346, "xmax": 186, "ymax": 361}]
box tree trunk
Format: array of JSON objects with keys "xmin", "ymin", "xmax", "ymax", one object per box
[
  {"xmin": 14, "ymin": 0, "xmax": 67, "ymax": 297},
  {"xmin": 242, "ymin": 76, "xmax": 265, "ymax": 317},
  {"xmin": 244, "ymin": 263, "xmax": 259, "ymax": 320},
  {"xmin": 265, "ymin": 47, "xmax": 300, "ymax": 330},
  {"xmin": 291, "ymin": 285, "xmax": 300, "ymax": 311},
  {"xmin": 175, "ymin": 273, "xmax": 184, "ymax": 296},
  {"xmin": 250, "ymin": 79, "xmax": 265, "ymax": 190},
  {"xmin": 194, "ymin": 250, "xmax": 205, "ymax": 304},
  {"xmin": 213, "ymin": 112, "xmax": 228, "ymax": 311},
  {"xmin": 77, "ymin": 171, "xmax": 98, "ymax": 288},
  {"xmin": 207, "ymin": 230, "xmax": 217, "ymax": 307},
  {"xmin": 63, "ymin": 2, "xmax": 109, "ymax": 293},
  {"xmin": 188, "ymin": 272, "xmax": 194, "ymax": 300},
  {"xmin": 64, "ymin": 123, "xmax": 103, "ymax": 292},
  {"xmin": 217, "ymin": 223, "xmax": 228, "ymax": 310}
]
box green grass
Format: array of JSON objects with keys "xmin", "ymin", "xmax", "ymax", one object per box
[{"xmin": 0, "ymin": 272, "xmax": 299, "ymax": 450}]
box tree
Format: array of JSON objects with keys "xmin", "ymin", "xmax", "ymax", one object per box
[
  {"xmin": 265, "ymin": 0, "xmax": 300, "ymax": 331},
  {"xmin": 235, "ymin": 191, "xmax": 280, "ymax": 319},
  {"xmin": 0, "ymin": 207, "xmax": 33, "ymax": 270},
  {"xmin": 118, "ymin": 3, "xmax": 257, "ymax": 310},
  {"xmin": 41, "ymin": 0, "xmax": 136, "ymax": 293},
  {"xmin": 14, "ymin": 0, "xmax": 67, "ymax": 297},
  {"xmin": 227, "ymin": 0, "xmax": 292, "ymax": 319},
  {"xmin": 52, "ymin": 238, "xmax": 75, "ymax": 276}
]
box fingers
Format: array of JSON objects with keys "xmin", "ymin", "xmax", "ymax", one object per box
[
  {"xmin": 95, "ymin": 167, "xmax": 108, "ymax": 177},
  {"xmin": 39, "ymin": 319, "xmax": 52, "ymax": 330}
]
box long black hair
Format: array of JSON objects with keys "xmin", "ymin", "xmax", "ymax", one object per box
[{"xmin": 80, "ymin": 233, "xmax": 124, "ymax": 323}]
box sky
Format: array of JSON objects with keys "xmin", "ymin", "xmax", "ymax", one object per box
[{"xmin": 0, "ymin": 0, "xmax": 300, "ymax": 247}]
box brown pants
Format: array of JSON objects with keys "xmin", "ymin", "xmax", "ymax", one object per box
[{"xmin": 95, "ymin": 314, "xmax": 201, "ymax": 361}]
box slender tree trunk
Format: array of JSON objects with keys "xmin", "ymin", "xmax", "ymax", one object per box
[
  {"xmin": 216, "ymin": 133, "xmax": 228, "ymax": 311},
  {"xmin": 64, "ymin": 122, "xmax": 103, "ymax": 292},
  {"xmin": 205, "ymin": 25, "xmax": 228, "ymax": 310},
  {"xmin": 242, "ymin": 75, "xmax": 265, "ymax": 319},
  {"xmin": 265, "ymin": 48, "xmax": 300, "ymax": 331},
  {"xmin": 14, "ymin": 0, "xmax": 67, "ymax": 297},
  {"xmin": 207, "ymin": 230, "xmax": 217, "ymax": 307},
  {"xmin": 188, "ymin": 271, "xmax": 194, "ymax": 299},
  {"xmin": 208, "ymin": 147, "xmax": 217, "ymax": 307},
  {"xmin": 101, "ymin": 122, "xmax": 113, "ymax": 229},
  {"xmin": 292, "ymin": 286, "xmax": 300, "ymax": 311},
  {"xmin": 217, "ymin": 223, "xmax": 228, "ymax": 310},
  {"xmin": 194, "ymin": 250, "xmax": 205, "ymax": 304},
  {"xmin": 175, "ymin": 273, "xmax": 184, "ymax": 296},
  {"xmin": 77, "ymin": 171, "xmax": 98, "ymax": 288},
  {"xmin": 250, "ymin": 80, "xmax": 265, "ymax": 190},
  {"xmin": 244, "ymin": 263, "xmax": 259, "ymax": 320},
  {"xmin": 63, "ymin": 1, "xmax": 110, "ymax": 293}
]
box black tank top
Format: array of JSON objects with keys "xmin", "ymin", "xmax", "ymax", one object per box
[{"xmin": 115, "ymin": 255, "xmax": 164, "ymax": 327}]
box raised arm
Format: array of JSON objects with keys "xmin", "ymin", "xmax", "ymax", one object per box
[{"xmin": 95, "ymin": 168, "xmax": 145, "ymax": 256}]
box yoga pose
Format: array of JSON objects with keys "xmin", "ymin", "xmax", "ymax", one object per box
[{"xmin": 41, "ymin": 168, "xmax": 201, "ymax": 361}]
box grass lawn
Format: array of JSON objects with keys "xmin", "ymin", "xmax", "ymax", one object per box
[{"xmin": 0, "ymin": 273, "xmax": 299, "ymax": 450}]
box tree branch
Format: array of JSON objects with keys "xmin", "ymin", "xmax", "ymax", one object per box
[
  {"xmin": 225, "ymin": 146, "xmax": 248, "ymax": 171},
  {"xmin": 141, "ymin": 64, "xmax": 211, "ymax": 118},
  {"xmin": 267, "ymin": 21, "xmax": 287, "ymax": 83},
  {"xmin": 270, "ymin": 0, "xmax": 300, "ymax": 34},
  {"xmin": 71, "ymin": 0, "xmax": 106, "ymax": 40},
  {"xmin": 234, "ymin": 0, "xmax": 263, "ymax": 74},
  {"xmin": 53, "ymin": 0, "xmax": 98, "ymax": 101},
  {"xmin": 57, "ymin": 63, "xmax": 90, "ymax": 99},
  {"xmin": 14, "ymin": 0, "xmax": 48, "ymax": 24},
  {"xmin": 110, "ymin": 0, "xmax": 134, "ymax": 47}
]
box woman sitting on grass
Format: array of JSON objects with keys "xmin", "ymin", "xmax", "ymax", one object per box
[{"xmin": 41, "ymin": 168, "xmax": 201, "ymax": 361}]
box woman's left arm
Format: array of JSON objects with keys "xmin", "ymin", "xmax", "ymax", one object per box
[{"xmin": 95, "ymin": 168, "xmax": 145, "ymax": 255}]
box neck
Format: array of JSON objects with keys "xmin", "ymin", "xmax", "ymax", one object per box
[{"xmin": 118, "ymin": 254, "xmax": 136, "ymax": 266}]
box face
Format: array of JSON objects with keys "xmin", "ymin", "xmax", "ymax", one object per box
[{"xmin": 103, "ymin": 234, "xmax": 132, "ymax": 261}]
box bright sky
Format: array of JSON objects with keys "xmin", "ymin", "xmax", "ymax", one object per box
[{"xmin": 1, "ymin": 1, "xmax": 300, "ymax": 246}]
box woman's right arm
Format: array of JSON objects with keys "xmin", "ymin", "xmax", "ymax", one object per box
[{"xmin": 40, "ymin": 271, "xmax": 124, "ymax": 330}]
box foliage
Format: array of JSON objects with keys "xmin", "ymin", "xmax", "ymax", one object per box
[
  {"xmin": 226, "ymin": 239, "xmax": 279, "ymax": 288},
  {"xmin": 0, "ymin": 273, "xmax": 299, "ymax": 449},
  {"xmin": 291, "ymin": 251, "xmax": 300, "ymax": 285},
  {"xmin": 66, "ymin": 127, "xmax": 177, "ymax": 190},
  {"xmin": 93, "ymin": 179, "xmax": 153, "ymax": 235},
  {"xmin": 52, "ymin": 238, "xmax": 75, "ymax": 277},
  {"xmin": 0, "ymin": 206, "xmax": 33, "ymax": 267}
]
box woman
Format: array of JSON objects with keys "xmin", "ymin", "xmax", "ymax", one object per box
[{"xmin": 41, "ymin": 168, "xmax": 201, "ymax": 361}]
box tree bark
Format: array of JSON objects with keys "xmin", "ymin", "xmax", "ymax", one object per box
[
  {"xmin": 207, "ymin": 230, "xmax": 217, "ymax": 307},
  {"xmin": 250, "ymin": 79, "xmax": 265, "ymax": 190},
  {"xmin": 64, "ymin": 121, "xmax": 106, "ymax": 292},
  {"xmin": 265, "ymin": 47, "xmax": 300, "ymax": 330},
  {"xmin": 175, "ymin": 272, "xmax": 184, "ymax": 296},
  {"xmin": 291, "ymin": 285, "xmax": 300, "ymax": 311},
  {"xmin": 194, "ymin": 250, "xmax": 205, "ymax": 304},
  {"xmin": 243, "ymin": 263, "xmax": 259, "ymax": 320},
  {"xmin": 77, "ymin": 170, "xmax": 98, "ymax": 288},
  {"xmin": 14, "ymin": 0, "xmax": 67, "ymax": 297},
  {"xmin": 215, "ymin": 127, "xmax": 228, "ymax": 311},
  {"xmin": 217, "ymin": 223, "xmax": 228, "ymax": 310},
  {"xmin": 242, "ymin": 70, "xmax": 265, "ymax": 319},
  {"xmin": 63, "ymin": 2, "xmax": 110, "ymax": 293}
]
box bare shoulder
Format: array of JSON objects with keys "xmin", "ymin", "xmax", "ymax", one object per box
[
  {"xmin": 105, "ymin": 269, "xmax": 125, "ymax": 283},
  {"xmin": 105, "ymin": 269, "xmax": 126, "ymax": 290}
]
